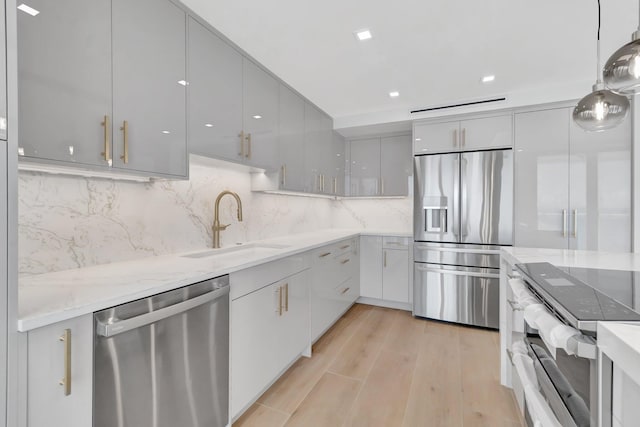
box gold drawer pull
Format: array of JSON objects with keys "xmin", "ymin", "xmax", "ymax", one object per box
[
  {"xmin": 239, "ymin": 131, "xmax": 245, "ymax": 156},
  {"xmin": 120, "ymin": 120, "xmax": 129, "ymax": 164},
  {"xmin": 101, "ymin": 116, "xmax": 111, "ymax": 164},
  {"xmin": 277, "ymin": 287, "xmax": 283, "ymax": 316},
  {"xmin": 284, "ymin": 283, "xmax": 289, "ymax": 312},
  {"xmin": 245, "ymin": 133, "xmax": 252, "ymax": 158},
  {"xmin": 340, "ymin": 244, "xmax": 350, "ymax": 250},
  {"xmin": 319, "ymin": 252, "xmax": 331, "ymax": 258},
  {"xmin": 59, "ymin": 329, "xmax": 71, "ymax": 396},
  {"xmin": 340, "ymin": 259, "xmax": 350, "ymax": 264},
  {"xmin": 341, "ymin": 287, "xmax": 350, "ymax": 295}
]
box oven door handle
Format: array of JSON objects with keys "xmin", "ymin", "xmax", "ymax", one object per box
[{"xmin": 524, "ymin": 305, "xmax": 597, "ymax": 360}]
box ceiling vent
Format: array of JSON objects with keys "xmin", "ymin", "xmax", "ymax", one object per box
[{"xmin": 410, "ymin": 96, "xmax": 507, "ymax": 114}]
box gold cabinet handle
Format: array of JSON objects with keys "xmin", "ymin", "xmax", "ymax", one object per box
[
  {"xmin": 277, "ymin": 286, "xmax": 283, "ymax": 316},
  {"xmin": 380, "ymin": 177, "xmax": 385, "ymax": 195},
  {"xmin": 461, "ymin": 128, "xmax": 466, "ymax": 147},
  {"xmin": 238, "ymin": 131, "xmax": 245, "ymax": 157},
  {"xmin": 562, "ymin": 209, "xmax": 567, "ymax": 237},
  {"xmin": 59, "ymin": 329, "xmax": 71, "ymax": 396},
  {"xmin": 120, "ymin": 120, "xmax": 129, "ymax": 164},
  {"xmin": 340, "ymin": 244, "xmax": 350, "ymax": 250},
  {"xmin": 281, "ymin": 165, "xmax": 287, "ymax": 187},
  {"xmin": 573, "ymin": 209, "xmax": 578, "ymax": 238},
  {"xmin": 333, "ymin": 177, "xmax": 337, "ymax": 194},
  {"xmin": 341, "ymin": 287, "xmax": 350, "ymax": 295},
  {"xmin": 245, "ymin": 133, "xmax": 251, "ymax": 158},
  {"xmin": 284, "ymin": 283, "xmax": 289, "ymax": 312},
  {"xmin": 340, "ymin": 258, "xmax": 350, "ymax": 264},
  {"xmin": 384, "ymin": 251, "xmax": 387, "ymax": 268},
  {"xmin": 101, "ymin": 116, "xmax": 111, "ymax": 164},
  {"xmin": 319, "ymin": 252, "xmax": 331, "ymax": 258},
  {"xmin": 453, "ymin": 129, "xmax": 458, "ymax": 147}
]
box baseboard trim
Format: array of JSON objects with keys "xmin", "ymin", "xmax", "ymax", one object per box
[{"xmin": 357, "ymin": 297, "xmax": 411, "ymax": 311}]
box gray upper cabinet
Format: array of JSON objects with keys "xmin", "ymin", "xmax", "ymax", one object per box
[
  {"xmin": 0, "ymin": 2, "xmax": 6, "ymax": 141},
  {"xmin": 349, "ymin": 134, "xmax": 412, "ymax": 197},
  {"xmin": 112, "ymin": 0, "xmax": 187, "ymax": 177},
  {"xmin": 413, "ymin": 114, "xmax": 512, "ymax": 154},
  {"xmin": 331, "ymin": 131, "xmax": 346, "ymax": 196},
  {"xmin": 350, "ymin": 138, "xmax": 380, "ymax": 196},
  {"xmin": 278, "ymin": 85, "xmax": 306, "ymax": 192},
  {"xmin": 187, "ymin": 17, "xmax": 243, "ymax": 163},
  {"xmin": 380, "ymin": 135, "xmax": 412, "ymax": 196},
  {"xmin": 514, "ymin": 107, "xmax": 631, "ymax": 252},
  {"xmin": 242, "ymin": 59, "xmax": 279, "ymax": 170},
  {"xmin": 18, "ymin": 0, "xmax": 112, "ymax": 167},
  {"xmin": 18, "ymin": 0, "xmax": 188, "ymax": 178},
  {"xmin": 304, "ymin": 103, "xmax": 323, "ymax": 193}
]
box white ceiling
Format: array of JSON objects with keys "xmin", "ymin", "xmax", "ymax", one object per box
[{"xmin": 182, "ymin": 0, "xmax": 638, "ymax": 130}]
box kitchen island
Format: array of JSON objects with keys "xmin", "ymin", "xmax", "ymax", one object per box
[{"xmin": 500, "ymin": 247, "xmax": 640, "ymax": 427}]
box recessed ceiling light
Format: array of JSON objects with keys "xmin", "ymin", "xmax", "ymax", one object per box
[
  {"xmin": 18, "ymin": 4, "xmax": 39, "ymax": 16},
  {"xmin": 389, "ymin": 91, "xmax": 400, "ymax": 98},
  {"xmin": 161, "ymin": 130, "xmax": 170, "ymax": 134},
  {"xmin": 482, "ymin": 75, "xmax": 495, "ymax": 83},
  {"xmin": 252, "ymin": 115, "xmax": 262, "ymax": 119},
  {"xmin": 18, "ymin": 147, "xmax": 24, "ymax": 156},
  {"xmin": 205, "ymin": 123, "xmax": 214, "ymax": 127},
  {"xmin": 177, "ymin": 80, "xmax": 188, "ymax": 86},
  {"xmin": 354, "ymin": 29, "xmax": 372, "ymax": 41}
]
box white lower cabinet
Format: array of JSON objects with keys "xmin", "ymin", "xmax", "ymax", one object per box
[
  {"xmin": 26, "ymin": 314, "xmax": 93, "ymax": 427},
  {"xmin": 612, "ymin": 364, "xmax": 640, "ymax": 427},
  {"xmin": 310, "ymin": 238, "xmax": 360, "ymax": 342},
  {"xmin": 382, "ymin": 248, "xmax": 410, "ymax": 303},
  {"xmin": 231, "ymin": 265, "xmax": 309, "ymax": 419},
  {"xmin": 360, "ymin": 236, "xmax": 411, "ymax": 306}
]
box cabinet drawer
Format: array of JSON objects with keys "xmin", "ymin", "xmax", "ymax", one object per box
[
  {"xmin": 382, "ymin": 236, "xmax": 410, "ymax": 250},
  {"xmin": 230, "ymin": 254, "xmax": 309, "ymax": 300}
]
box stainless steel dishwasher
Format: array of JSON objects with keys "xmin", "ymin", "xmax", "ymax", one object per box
[{"xmin": 94, "ymin": 275, "xmax": 230, "ymax": 427}]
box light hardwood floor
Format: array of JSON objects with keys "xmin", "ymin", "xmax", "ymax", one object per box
[{"xmin": 234, "ymin": 304, "xmax": 524, "ymax": 427}]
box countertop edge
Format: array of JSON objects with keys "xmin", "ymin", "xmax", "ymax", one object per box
[{"xmin": 18, "ymin": 229, "xmax": 410, "ymax": 332}]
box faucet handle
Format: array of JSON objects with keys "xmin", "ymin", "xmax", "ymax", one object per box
[{"xmin": 213, "ymin": 223, "xmax": 230, "ymax": 231}]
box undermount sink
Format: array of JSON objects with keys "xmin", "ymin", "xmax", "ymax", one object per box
[{"xmin": 182, "ymin": 243, "xmax": 291, "ymax": 259}]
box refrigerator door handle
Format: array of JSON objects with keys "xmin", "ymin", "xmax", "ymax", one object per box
[
  {"xmin": 452, "ymin": 155, "xmax": 460, "ymax": 240},
  {"xmin": 459, "ymin": 156, "xmax": 468, "ymax": 239}
]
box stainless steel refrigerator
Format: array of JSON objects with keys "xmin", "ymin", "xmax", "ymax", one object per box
[{"xmin": 413, "ymin": 149, "xmax": 513, "ymax": 329}]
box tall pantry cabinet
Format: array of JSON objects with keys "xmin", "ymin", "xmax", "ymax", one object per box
[{"xmin": 514, "ymin": 106, "xmax": 631, "ymax": 251}]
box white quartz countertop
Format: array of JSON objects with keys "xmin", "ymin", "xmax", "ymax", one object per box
[
  {"xmin": 501, "ymin": 246, "xmax": 640, "ymax": 271},
  {"xmin": 18, "ymin": 229, "xmax": 410, "ymax": 332},
  {"xmin": 598, "ymin": 322, "xmax": 640, "ymax": 386}
]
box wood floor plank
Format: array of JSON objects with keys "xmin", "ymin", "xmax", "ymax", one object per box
[
  {"xmin": 256, "ymin": 352, "xmax": 330, "ymax": 414},
  {"xmin": 345, "ymin": 350, "xmax": 417, "ymax": 427},
  {"xmin": 283, "ymin": 372, "xmax": 361, "ymax": 427},
  {"xmin": 382, "ymin": 310, "xmax": 425, "ymax": 356},
  {"xmin": 328, "ymin": 307, "xmax": 397, "ymax": 380},
  {"xmin": 234, "ymin": 403, "xmax": 289, "ymax": 427},
  {"xmin": 402, "ymin": 332, "xmax": 463, "ymax": 427},
  {"xmin": 313, "ymin": 304, "xmax": 373, "ymax": 359},
  {"xmin": 459, "ymin": 327, "xmax": 522, "ymax": 424},
  {"xmin": 423, "ymin": 318, "xmax": 463, "ymax": 337},
  {"xmin": 463, "ymin": 409, "xmax": 524, "ymax": 427}
]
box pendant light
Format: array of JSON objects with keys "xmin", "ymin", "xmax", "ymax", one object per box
[
  {"xmin": 573, "ymin": 0, "xmax": 629, "ymax": 132},
  {"xmin": 603, "ymin": 0, "xmax": 640, "ymax": 93}
]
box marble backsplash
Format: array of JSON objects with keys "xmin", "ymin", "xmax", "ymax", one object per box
[
  {"xmin": 19, "ymin": 162, "xmax": 412, "ymax": 276},
  {"xmin": 19, "ymin": 163, "xmax": 333, "ymax": 275}
]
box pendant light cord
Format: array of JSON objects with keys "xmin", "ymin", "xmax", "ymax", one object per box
[{"xmin": 596, "ymin": 0, "xmax": 602, "ymax": 83}]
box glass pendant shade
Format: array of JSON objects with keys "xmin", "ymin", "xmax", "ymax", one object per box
[
  {"xmin": 603, "ymin": 33, "xmax": 640, "ymax": 94},
  {"xmin": 573, "ymin": 83, "xmax": 630, "ymax": 132}
]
